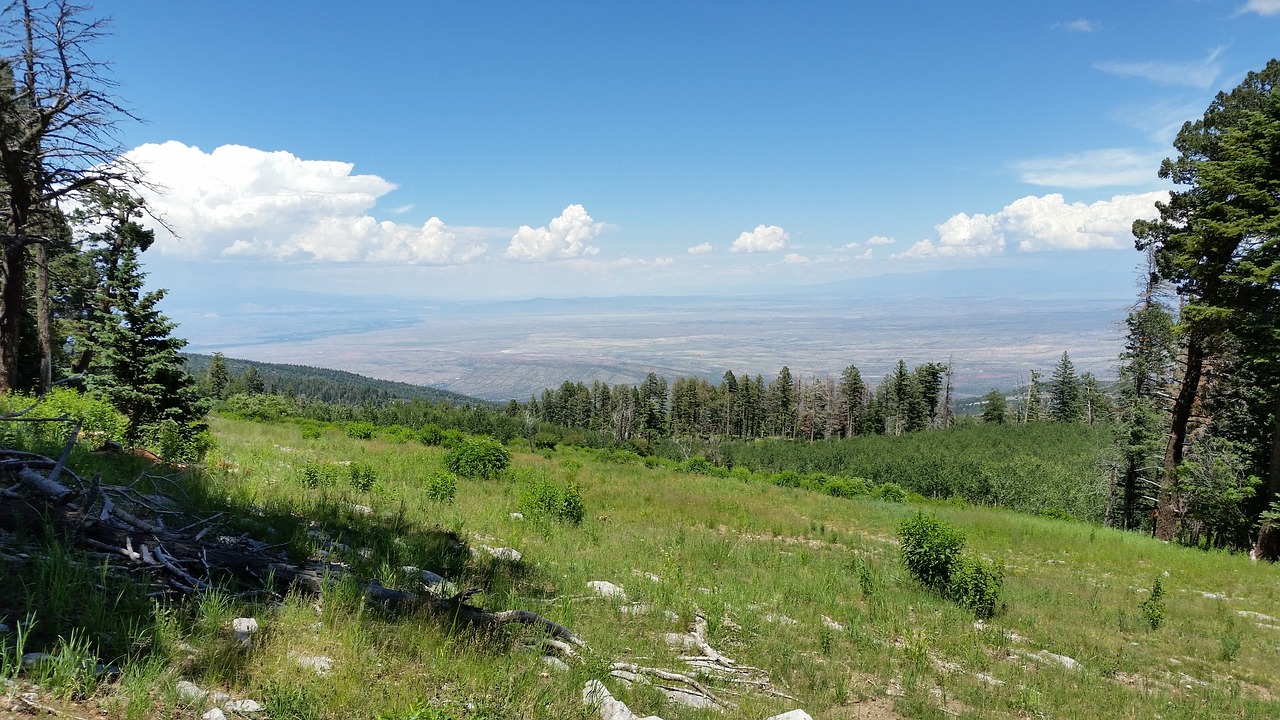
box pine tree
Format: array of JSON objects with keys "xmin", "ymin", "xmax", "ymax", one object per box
[
  {"xmin": 981, "ymin": 389, "xmax": 1007, "ymax": 424},
  {"xmin": 82, "ymin": 211, "xmax": 208, "ymax": 451},
  {"xmin": 1049, "ymin": 352, "xmax": 1085, "ymax": 423},
  {"xmin": 205, "ymin": 351, "xmax": 230, "ymax": 399},
  {"xmin": 836, "ymin": 364, "xmax": 866, "ymax": 437}
]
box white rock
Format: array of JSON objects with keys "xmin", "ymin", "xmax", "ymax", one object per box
[
  {"xmin": 481, "ymin": 545, "xmax": 522, "ymax": 562},
  {"xmin": 587, "ymin": 580, "xmax": 627, "ymax": 599},
  {"xmin": 1237, "ymin": 610, "xmax": 1277, "ymax": 622},
  {"xmin": 541, "ymin": 655, "xmax": 569, "ymax": 672},
  {"xmin": 582, "ymin": 679, "xmax": 663, "ymax": 720},
  {"xmin": 176, "ymin": 680, "xmax": 208, "ymax": 702},
  {"xmin": 350, "ymin": 504, "xmax": 373, "ymax": 515},
  {"xmin": 232, "ymin": 617, "xmax": 259, "ymax": 646},
  {"xmin": 401, "ymin": 565, "xmax": 420, "ymax": 575},
  {"xmin": 765, "ymin": 711, "xmax": 813, "ymax": 720},
  {"xmin": 662, "ymin": 687, "xmax": 720, "ymax": 710},
  {"xmin": 620, "ymin": 603, "xmax": 650, "ymax": 615},
  {"xmin": 764, "ymin": 613, "xmax": 798, "ymax": 626},
  {"xmin": 1201, "ymin": 592, "xmax": 1227, "ymax": 600},
  {"xmin": 224, "ymin": 699, "xmax": 262, "ymax": 713},
  {"xmin": 662, "ymin": 632, "xmax": 695, "ymax": 649},
  {"xmin": 202, "ymin": 710, "xmax": 228, "ymax": 720},
  {"xmin": 663, "ymin": 610, "xmax": 680, "ymax": 622},
  {"xmin": 1036, "ymin": 650, "xmax": 1080, "ymax": 670},
  {"xmin": 510, "ymin": 512, "xmax": 524, "ymax": 520},
  {"xmin": 297, "ymin": 655, "xmax": 333, "ymax": 675},
  {"xmin": 974, "ymin": 672, "xmax": 1003, "ymax": 686},
  {"xmin": 822, "ymin": 615, "xmax": 844, "ymax": 631}
]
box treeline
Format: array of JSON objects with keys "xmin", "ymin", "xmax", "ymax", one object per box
[
  {"xmin": 182, "ymin": 353, "xmax": 483, "ymax": 407},
  {"xmin": 532, "ymin": 356, "xmax": 1111, "ymax": 445}
]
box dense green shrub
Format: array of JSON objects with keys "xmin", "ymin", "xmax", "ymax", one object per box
[
  {"xmin": 824, "ymin": 477, "xmax": 870, "ymax": 498},
  {"xmin": 380, "ymin": 424, "xmax": 417, "ymax": 443},
  {"xmin": 520, "ymin": 477, "xmax": 586, "ymax": 524},
  {"xmin": 897, "ymin": 512, "xmax": 966, "ymax": 590},
  {"xmin": 345, "ymin": 422, "xmax": 376, "ymax": 439},
  {"xmin": 424, "ymin": 472, "xmax": 456, "ymax": 504},
  {"xmin": 873, "ymin": 482, "xmax": 907, "ymax": 503},
  {"xmin": 349, "ymin": 462, "xmax": 378, "ymax": 491},
  {"xmin": 947, "ymin": 556, "xmax": 1004, "ymax": 619},
  {"xmin": 298, "ymin": 461, "xmax": 331, "ymax": 489},
  {"xmin": 772, "ymin": 470, "xmax": 803, "ymax": 488},
  {"xmin": 444, "ymin": 436, "xmax": 511, "ymax": 480},
  {"xmin": 418, "ymin": 424, "xmax": 444, "ymax": 445},
  {"xmin": 440, "ymin": 429, "xmax": 465, "ymax": 449},
  {"xmin": 221, "ymin": 393, "xmax": 294, "ymax": 422}
]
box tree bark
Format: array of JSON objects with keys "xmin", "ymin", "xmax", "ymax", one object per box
[
  {"xmin": 1154, "ymin": 336, "xmax": 1213, "ymax": 541},
  {"xmin": 35, "ymin": 241, "xmax": 50, "ymax": 393},
  {"xmin": 0, "ymin": 244, "xmax": 26, "ymax": 392}
]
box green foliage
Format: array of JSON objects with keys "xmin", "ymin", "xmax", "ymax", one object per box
[
  {"xmin": 947, "ymin": 556, "xmax": 1004, "ymax": 619},
  {"xmin": 418, "ymin": 423, "xmax": 444, "ymax": 445},
  {"xmin": 222, "ymin": 393, "xmax": 295, "ymax": 422},
  {"xmin": 152, "ymin": 417, "xmax": 214, "ymax": 463},
  {"xmin": 349, "ymin": 462, "xmax": 378, "ymax": 492},
  {"xmin": 0, "ymin": 387, "xmax": 127, "ymax": 443},
  {"xmin": 519, "ymin": 476, "xmax": 586, "ymax": 524},
  {"xmin": 424, "ymin": 472, "xmax": 456, "ymax": 504},
  {"xmin": 677, "ymin": 456, "xmax": 724, "ymax": 476},
  {"xmin": 261, "ymin": 680, "xmax": 323, "ymax": 720},
  {"xmin": 299, "ymin": 461, "xmax": 338, "ymax": 489},
  {"xmin": 345, "ymin": 421, "xmax": 377, "ymax": 439},
  {"xmin": 823, "ymin": 477, "xmax": 871, "ymax": 498},
  {"xmin": 897, "ymin": 512, "xmax": 966, "ymax": 590},
  {"xmin": 1140, "ymin": 578, "xmax": 1166, "ymax": 630},
  {"xmin": 444, "ymin": 436, "xmax": 511, "ymax": 480},
  {"xmin": 872, "ymin": 482, "xmax": 906, "ymax": 503},
  {"xmin": 980, "ymin": 389, "xmax": 1008, "ymax": 425}
]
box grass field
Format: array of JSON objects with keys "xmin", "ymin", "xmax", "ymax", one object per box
[{"xmin": 3, "ymin": 416, "xmax": 1278, "ymax": 719}]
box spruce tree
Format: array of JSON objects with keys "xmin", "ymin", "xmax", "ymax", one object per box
[
  {"xmin": 981, "ymin": 389, "xmax": 1007, "ymax": 424},
  {"xmin": 1049, "ymin": 352, "xmax": 1085, "ymax": 423}
]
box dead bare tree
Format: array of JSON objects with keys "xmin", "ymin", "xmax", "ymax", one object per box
[{"xmin": 0, "ymin": 0, "xmax": 145, "ymax": 392}]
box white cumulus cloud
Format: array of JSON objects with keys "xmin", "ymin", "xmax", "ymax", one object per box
[
  {"xmin": 124, "ymin": 141, "xmax": 486, "ymax": 264},
  {"xmin": 898, "ymin": 192, "xmax": 1167, "ymax": 258},
  {"xmin": 730, "ymin": 224, "xmax": 789, "ymax": 253},
  {"xmin": 866, "ymin": 235, "xmax": 895, "ymax": 246},
  {"xmin": 1094, "ymin": 47, "xmax": 1224, "ymax": 89},
  {"xmin": 782, "ymin": 253, "xmax": 810, "ymax": 264},
  {"xmin": 506, "ymin": 204, "xmax": 605, "ymax": 261},
  {"xmin": 687, "ymin": 242, "xmax": 714, "ymax": 255}
]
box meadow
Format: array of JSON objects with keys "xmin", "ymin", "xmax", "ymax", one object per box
[{"xmin": 2, "ymin": 416, "xmax": 1278, "ymax": 719}]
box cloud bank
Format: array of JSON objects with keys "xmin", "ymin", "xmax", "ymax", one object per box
[
  {"xmin": 899, "ymin": 191, "xmax": 1167, "ymax": 258},
  {"xmin": 125, "ymin": 141, "xmax": 487, "ymax": 264}
]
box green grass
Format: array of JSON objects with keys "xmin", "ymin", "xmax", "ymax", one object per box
[{"xmin": 2, "ymin": 415, "xmax": 1278, "ymax": 718}]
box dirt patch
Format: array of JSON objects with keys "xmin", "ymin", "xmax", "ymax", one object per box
[{"xmin": 817, "ymin": 696, "xmax": 906, "ymax": 720}]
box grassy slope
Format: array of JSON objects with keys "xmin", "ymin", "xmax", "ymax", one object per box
[{"xmin": 5, "ymin": 417, "xmax": 1278, "ymax": 719}]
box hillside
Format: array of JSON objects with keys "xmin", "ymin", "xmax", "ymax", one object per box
[
  {"xmin": 180, "ymin": 352, "xmax": 488, "ymax": 406},
  {"xmin": 2, "ymin": 416, "xmax": 1276, "ymax": 719}
]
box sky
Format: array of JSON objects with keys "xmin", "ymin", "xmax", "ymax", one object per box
[{"xmin": 87, "ymin": 0, "xmax": 1280, "ymax": 302}]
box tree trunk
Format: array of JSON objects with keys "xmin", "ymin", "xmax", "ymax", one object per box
[
  {"xmin": 35, "ymin": 242, "xmax": 50, "ymax": 393},
  {"xmin": 0, "ymin": 244, "xmax": 26, "ymax": 392},
  {"xmin": 1254, "ymin": 399, "xmax": 1280, "ymax": 562},
  {"xmin": 1154, "ymin": 336, "xmax": 1212, "ymax": 541}
]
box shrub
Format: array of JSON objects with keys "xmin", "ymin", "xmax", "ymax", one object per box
[
  {"xmin": 519, "ymin": 477, "xmax": 585, "ymax": 524},
  {"xmin": 444, "ymin": 436, "xmax": 511, "ymax": 480},
  {"xmin": 349, "ymin": 462, "xmax": 378, "ymax": 492},
  {"xmin": 824, "ymin": 477, "xmax": 871, "ymax": 498},
  {"xmin": 678, "ymin": 456, "xmax": 718, "ymax": 475},
  {"xmin": 947, "ymin": 556, "xmax": 1004, "ymax": 619},
  {"xmin": 1140, "ymin": 578, "xmax": 1166, "ymax": 630},
  {"xmin": 772, "ymin": 470, "xmax": 803, "ymax": 488},
  {"xmin": 440, "ymin": 429, "xmax": 465, "ymax": 449},
  {"xmin": 897, "ymin": 512, "xmax": 966, "ymax": 590},
  {"xmin": 345, "ymin": 422, "xmax": 376, "ymax": 440},
  {"xmin": 424, "ymin": 472, "xmax": 456, "ymax": 504},
  {"xmin": 381, "ymin": 424, "xmax": 417, "ymax": 443},
  {"xmin": 418, "ymin": 424, "xmax": 444, "ymax": 445},
  {"xmin": 297, "ymin": 419, "xmax": 326, "ymax": 439},
  {"xmin": 299, "ymin": 462, "xmax": 328, "ymax": 489},
  {"xmin": 873, "ymin": 482, "xmax": 907, "ymax": 503}
]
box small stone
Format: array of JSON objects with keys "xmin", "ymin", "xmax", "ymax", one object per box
[
  {"xmin": 232, "ymin": 617, "xmax": 258, "ymax": 646},
  {"xmin": 483, "ymin": 545, "xmax": 522, "ymax": 562},
  {"xmin": 297, "ymin": 655, "xmax": 333, "ymax": 675},
  {"xmin": 202, "ymin": 710, "xmax": 228, "ymax": 720},
  {"xmin": 351, "ymin": 504, "xmax": 373, "ymax": 515},
  {"xmin": 765, "ymin": 711, "xmax": 814, "ymax": 720},
  {"xmin": 764, "ymin": 613, "xmax": 798, "ymax": 626},
  {"xmin": 224, "ymin": 699, "xmax": 262, "ymax": 713},
  {"xmin": 822, "ymin": 615, "xmax": 844, "ymax": 631},
  {"xmin": 401, "ymin": 565, "xmax": 420, "ymax": 575},
  {"xmin": 620, "ymin": 603, "xmax": 650, "ymax": 615},
  {"xmin": 587, "ymin": 580, "xmax": 626, "ymax": 599},
  {"xmin": 974, "ymin": 672, "xmax": 1003, "ymax": 686},
  {"xmin": 663, "ymin": 610, "xmax": 680, "ymax": 622},
  {"xmin": 510, "ymin": 512, "xmax": 524, "ymax": 520},
  {"xmin": 1037, "ymin": 650, "xmax": 1079, "ymax": 670},
  {"xmin": 1201, "ymin": 592, "xmax": 1227, "ymax": 600},
  {"xmin": 176, "ymin": 680, "xmax": 208, "ymax": 703}
]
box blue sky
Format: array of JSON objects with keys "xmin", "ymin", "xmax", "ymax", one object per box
[{"xmin": 95, "ymin": 1, "xmax": 1280, "ymax": 301}]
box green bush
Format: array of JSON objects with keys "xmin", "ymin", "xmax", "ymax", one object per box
[
  {"xmin": 897, "ymin": 512, "xmax": 966, "ymax": 590},
  {"xmin": 380, "ymin": 424, "xmax": 417, "ymax": 443},
  {"xmin": 440, "ymin": 429, "xmax": 465, "ymax": 449},
  {"xmin": 345, "ymin": 422, "xmax": 376, "ymax": 440},
  {"xmin": 1140, "ymin": 578, "xmax": 1166, "ymax": 630},
  {"xmin": 221, "ymin": 393, "xmax": 293, "ymax": 422},
  {"xmin": 825, "ymin": 477, "xmax": 871, "ymax": 498},
  {"xmin": 772, "ymin": 470, "xmax": 803, "ymax": 488},
  {"xmin": 873, "ymin": 482, "xmax": 907, "ymax": 503},
  {"xmin": 947, "ymin": 556, "xmax": 1004, "ymax": 619},
  {"xmin": 424, "ymin": 472, "xmax": 456, "ymax": 504},
  {"xmin": 678, "ymin": 456, "xmax": 718, "ymax": 475},
  {"xmin": 418, "ymin": 424, "xmax": 444, "ymax": 445},
  {"xmin": 349, "ymin": 462, "xmax": 378, "ymax": 492},
  {"xmin": 444, "ymin": 436, "xmax": 511, "ymax": 480},
  {"xmin": 519, "ymin": 476, "xmax": 585, "ymax": 525}
]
